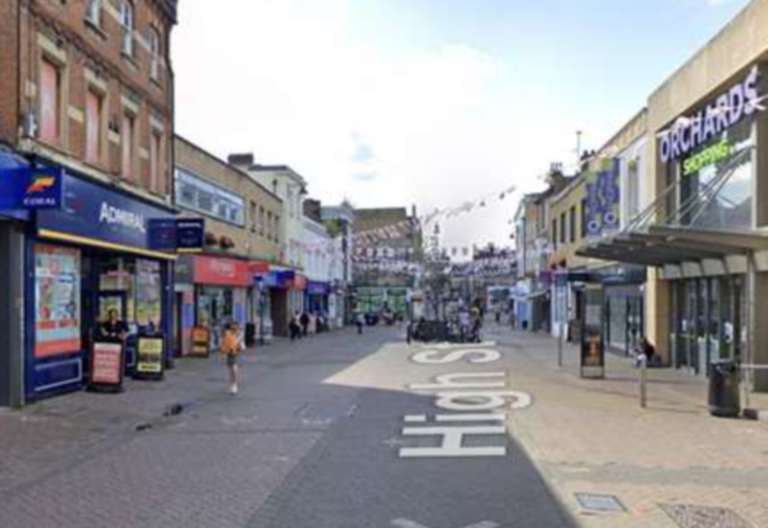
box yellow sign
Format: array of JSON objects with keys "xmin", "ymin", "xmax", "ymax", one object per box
[{"xmin": 137, "ymin": 337, "xmax": 164, "ymax": 373}]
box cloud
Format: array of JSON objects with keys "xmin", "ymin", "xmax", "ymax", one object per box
[
  {"xmin": 351, "ymin": 141, "xmax": 374, "ymax": 163},
  {"xmin": 352, "ymin": 171, "xmax": 377, "ymax": 182}
]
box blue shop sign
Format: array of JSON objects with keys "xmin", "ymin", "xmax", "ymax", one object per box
[
  {"xmin": 306, "ymin": 281, "xmax": 330, "ymax": 295},
  {"xmin": 0, "ymin": 167, "xmax": 62, "ymax": 210},
  {"xmin": 37, "ymin": 173, "xmax": 175, "ymax": 250},
  {"xmin": 176, "ymin": 218, "xmax": 204, "ymax": 251},
  {"xmin": 264, "ymin": 270, "xmax": 294, "ymax": 288},
  {"xmin": 148, "ymin": 219, "xmax": 177, "ymax": 251}
]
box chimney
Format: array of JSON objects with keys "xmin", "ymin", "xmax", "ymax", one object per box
[{"xmin": 228, "ymin": 153, "xmax": 254, "ymax": 167}]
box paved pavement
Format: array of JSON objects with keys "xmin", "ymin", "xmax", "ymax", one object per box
[
  {"xmin": 3, "ymin": 322, "xmax": 767, "ymax": 527},
  {"xmin": 0, "ymin": 326, "xmax": 570, "ymax": 528}
]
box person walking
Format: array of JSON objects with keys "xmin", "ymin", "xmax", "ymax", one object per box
[
  {"xmin": 300, "ymin": 310, "xmax": 310, "ymax": 337},
  {"xmin": 289, "ymin": 311, "xmax": 301, "ymax": 341},
  {"xmin": 220, "ymin": 321, "xmax": 244, "ymax": 394},
  {"xmin": 355, "ymin": 311, "xmax": 365, "ymax": 335}
]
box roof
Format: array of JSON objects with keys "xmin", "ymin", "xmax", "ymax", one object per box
[{"xmin": 354, "ymin": 207, "xmax": 410, "ymax": 232}]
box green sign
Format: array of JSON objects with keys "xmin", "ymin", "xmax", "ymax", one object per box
[{"xmin": 683, "ymin": 139, "xmax": 732, "ymax": 176}]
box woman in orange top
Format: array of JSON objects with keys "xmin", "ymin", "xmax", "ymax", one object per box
[{"xmin": 221, "ymin": 321, "xmax": 244, "ymax": 394}]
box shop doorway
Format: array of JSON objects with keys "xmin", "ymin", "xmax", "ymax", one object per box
[{"xmin": 173, "ymin": 292, "xmax": 183, "ymax": 356}]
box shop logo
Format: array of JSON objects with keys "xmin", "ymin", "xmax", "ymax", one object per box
[
  {"xmin": 99, "ymin": 202, "xmax": 146, "ymax": 233},
  {"xmin": 660, "ymin": 65, "xmax": 760, "ymax": 164},
  {"xmin": 26, "ymin": 175, "xmax": 56, "ymax": 194},
  {"xmin": 210, "ymin": 259, "xmax": 235, "ymax": 277}
]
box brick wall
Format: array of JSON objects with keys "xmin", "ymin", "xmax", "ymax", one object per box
[
  {"xmin": 12, "ymin": 0, "xmax": 175, "ymax": 203},
  {"xmin": 0, "ymin": 0, "xmax": 19, "ymax": 144}
]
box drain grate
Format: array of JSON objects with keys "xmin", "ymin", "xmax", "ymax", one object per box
[
  {"xmin": 660, "ymin": 503, "xmax": 754, "ymax": 528},
  {"xmin": 575, "ymin": 493, "xmax": 626, "ymax": 513}
]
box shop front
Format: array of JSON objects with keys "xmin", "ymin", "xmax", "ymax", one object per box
[
  {"xmin": 305, "ymin": 280, "xmax": 330, "ymax": 315},
  {"xmin": 176, "ymin": 254, "xmax": 251, "ymax": 352},
  {"xmin": 26, "ymin": 171, "xmax": 176, "ymax": 400},
  {"xmin": 263, "ymin": 268, "xmax": 301, "ymax": 337}
]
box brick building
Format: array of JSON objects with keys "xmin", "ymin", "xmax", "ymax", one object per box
[{"xmin": 0, "ymin": 0, "xmax": 178, "ymax": 406}]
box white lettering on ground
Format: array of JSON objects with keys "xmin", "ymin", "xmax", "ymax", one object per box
[
  {"xmin": 411, "ymin": 348, "xmax": 501, "ymax": 364},
  {"xmin": 391, "ymin": 519, "xmax": 499, "ymax": 528},
  {"xmin": 397, "ymin": 342, "xmax": 532, "ymax": 459}
]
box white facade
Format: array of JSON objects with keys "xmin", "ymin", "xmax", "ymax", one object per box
[
  {"xmin": 302, "ymin": 216, "xmax": 333, "ymax": 283},
  {"xmin": 618, "ymin": 135, "xmax": 648, "ymax": 229}
]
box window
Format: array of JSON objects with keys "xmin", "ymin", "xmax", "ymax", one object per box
[
  {"xmin": 174, "ymin": 168, "xmax": 245, "ymax": 225},
  {"xmin": 85, "ymin": 0, "xmax": 101, "ymax": 25},
  {"xmin": 259, "ymin": 206, "xmax": 265, "ymax": 235},
  {"xmin": 40, "ymin": 59, "xmax": 61, "ymax": 144},
  {"xmin": 266, "ymin": 211, "xmax": 273, "ymax": 240},
  {"xmin": 121, "ymin": 113, "xmax": 135, "ymax": 180},
  {"xmin": 581, "ymin": 199, "xmax": 587, "ymax": 237},
  {"xmin": 274, "ymin": 215, "xmax": 280, "ymax": 243},
  {"xmin": 149, "ymin": 27, "xmax": 161, "ymax": 81},
  {"xmin": 120, "ymin": 1, "xmax": 134, "ymax": 56},
  {"xmin": 85, "ymin": 90, "xmax": 103, "ymax": 164},
  {"xmin": 569, "ymin": 205, "xmax": 576, "ymax": 243},
  {"xmin": 551, "ymin": 219, "xmax": 557, "ymax": 250},
  {"xmin": 149, "ymin": 132, "xmax": 161, "ymax": 193},
  {"xmin": 560, "ymin": 212, "xmax": 566, "ymax": 244},
  {"xmin": 250, "ymin": 201, "xmax": 257, "ymax": 232}
]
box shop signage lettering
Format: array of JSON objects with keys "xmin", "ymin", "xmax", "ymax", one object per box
[
  {"xmin": 89, "ymin": 341, "xmax": 124, "ymax": 389},
  {"xmin": 38, "ymin": 173, "xmax": 174, "ymax": 251},
  {"xmin": 99, "ymin": 202, "xmax": 146, "ymax": 233},
  {"xmin": 660, "ymin": 65, "xmax": 759, "ymax": 163},
  {"xmin": 682, "ymin": 139, "xmax": 733, "ymax": 176}
]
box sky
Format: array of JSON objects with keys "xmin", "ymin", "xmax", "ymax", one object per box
[{"xmin": 173, "ymin": 0, "xmax": 751, "ymax": 255}]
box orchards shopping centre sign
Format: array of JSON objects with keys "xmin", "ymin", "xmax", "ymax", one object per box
[{"xmin": 660, "ymin": 65, "xmax": 760, "ymax": 164}]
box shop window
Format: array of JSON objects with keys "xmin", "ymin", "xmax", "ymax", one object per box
[
  {"xmin": 34, "ymin": 244, "xmax": 81, "ymax": 358},
  {"xmin": 40, "ymin": 59, "xmax": 61, "ymax": 144},
  {"xmin": 85, "ymin": 89, "xmax": 103, "ymax": 164}
]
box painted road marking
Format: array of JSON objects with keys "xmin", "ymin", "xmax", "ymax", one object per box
[
  {"xmin": 396, "ymin": 341, "xmax": 531, "ymax": 458},
  {"xmin": 391, "ymin": 519, "xmax": 499, "ymax": 528}
]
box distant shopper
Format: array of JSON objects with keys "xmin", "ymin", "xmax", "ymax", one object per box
[
  {"xmin": 289, "ymin": 311, "xmax": 301, "ymax": 341},
  {"xmin": 355, "ymin": 311, "xmax": 365, "ymax": 335},
  {"xmin": 98, "ymin": 309, "xmax": 127, "ymax": 341},
  {"xmin": 635, "ymin": 337, "xmax": 656, "ymax": 367},
  {"xmin": 300, "ymin": 311, "xmax": 310, "ymax": 337},
  {"xmin": 221, "ymin": 321, "xmax": 244, "ymax": 394}
]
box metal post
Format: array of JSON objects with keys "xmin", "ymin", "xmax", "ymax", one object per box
[
  {"xmin": 557, "ymin": 323, "xmax": 563, "ymax": 367},
  {"xmin": 640, "ymin": 354, "xmax": 647, "ymax": 408}
]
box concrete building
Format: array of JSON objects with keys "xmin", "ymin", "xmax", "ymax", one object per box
[
  {"xmin": 321, "ymin": 201, "xmax": 356, "ymax": 325},
  {"xmin": 0, "ymin": 0, "xmax": 178, "ymax": 406},
  {"xmin": 173, "ymin": 136, "xmax": 282, "ymax": 351},
  {"xmin": 301, "ymin": 199, "xmax": 334, "ymax": 328},
  {"xmin": 579, "ymin": 0, "xmax": 768, "ymax": 392}
]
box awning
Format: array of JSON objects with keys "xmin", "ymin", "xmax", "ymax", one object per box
[{"xmin": 577, "ymin": 225, "xmax": 768, "ymax": 267}]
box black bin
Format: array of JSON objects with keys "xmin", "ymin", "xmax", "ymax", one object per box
[
  {"xmin": 708, "ymin": 359, "xmax": 740, "ymax": 418},
  {"xmin": 245, "ymin": 323, "xmax": 256, "ymax": 347}
]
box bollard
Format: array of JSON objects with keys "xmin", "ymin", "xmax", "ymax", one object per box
[{"xmin": 639, "ymin": 353, "xmax": 647, "ymax": 408}]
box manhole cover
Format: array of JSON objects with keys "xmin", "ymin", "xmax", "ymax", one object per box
[
  {"xmin": 575, "ymin": 493, "xmax": 626, "ymax": 512},
  {"xmin": 660, "ymin": 503, "xmax": 753, "ymax": 528}
]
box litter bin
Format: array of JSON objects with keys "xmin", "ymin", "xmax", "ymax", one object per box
[{"xmin": 708, "ymin": 359, "xmax": 740, "ymax": 418}]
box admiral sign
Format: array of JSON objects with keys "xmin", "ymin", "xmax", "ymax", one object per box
[{"xmin": 659, "ymin": 65, "xmax": 761, "ymax": 164}]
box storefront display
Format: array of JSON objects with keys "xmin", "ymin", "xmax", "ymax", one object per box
[{"xmin": 34, "ymin": 244, "xmax": 81, "ymax": 358}]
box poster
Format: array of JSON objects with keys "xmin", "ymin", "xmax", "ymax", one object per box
[
  {"xmin": 35, "ymin": 244, "xmax": 81, "ymax": 358},
  {"xmin": 136, "ymin": 259, "xmax": 161, "ymax": 325},
  {"xmin": 191, "ymin": 326, "xmax": 210, "ymax": 357},
  {"xmin": 136, "ymin": 337, "xmax": 164, "ymax": 374},
  {"xmin": 91, "ymin": 341, "xmax": 123, "ymax": 386}
]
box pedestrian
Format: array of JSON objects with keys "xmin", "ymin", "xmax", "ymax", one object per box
[
  {"xmin": 355, "ymin": 311, "xmax": 364, "ymax": 335},
  {"xmin": 300, "ymin": 310, "xmax": 310, "ymax": 337},
  {"xmin": 289, "ymin": 311, "xmax": 301, "ymax": 341},
  {"xmin": 635, "ymin": 337, "xmax": 656, "ymax": 367},
  {"xmin": 220, "ymin": 321, "xmax": 244, "ymax": 394},
  {"xmin": 98, "ymin": 308, "xmax": 128, "ymax": 341}
]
